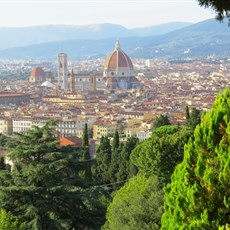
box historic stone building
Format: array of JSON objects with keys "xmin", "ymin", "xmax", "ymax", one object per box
[{"xmin": 103, "ymin": 40, "xmax": 140, "ymax": 90}]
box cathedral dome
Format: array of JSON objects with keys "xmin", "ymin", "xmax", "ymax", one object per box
[
  {"xmin": 29, "ymin": 67, "xmax": 45, "ymax": 83},
  {"xmin": 104, "ymin": 41, "xmax": 134, "ymax": 79},
  {"xmin": 30, "ymin": 67, "xmax": 45, "ymax": 78}
]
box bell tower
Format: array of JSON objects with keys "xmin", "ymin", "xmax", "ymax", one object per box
[
  {"xmin": 69, "ymin": 68, "xmax": 76, "ymax": 93},
  {"xmin": 58, "ymin": 53, "xmax": 68, "ymax": 90}
]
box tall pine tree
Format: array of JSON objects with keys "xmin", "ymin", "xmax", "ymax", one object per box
[
  {"xmin": 95, "ymin": 136, "xmax": 112, "ymax": 183},
  {"xmin": 81, "ymin": 123, "xmax": 92, "ymax": 179},
  {"xmin": 0, "ymin": 123, "xmax": 105, "ymax": 230},
  {"xmin": 117, "ymin": 136, "xmax": 139, "ymax": 182},
  {"xmin": 162, "ymin": 89, "xmax": 230, "ymax": 229},
  {"xmin": 109, "ymin": 131, "xmax": 120, "ymax": 184}
]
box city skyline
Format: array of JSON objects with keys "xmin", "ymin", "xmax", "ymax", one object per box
[{"xmin": 0, "ymin": 1, "xmax": 215, "ymax": 28}]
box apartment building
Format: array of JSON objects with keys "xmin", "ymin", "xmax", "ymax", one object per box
[
  {"xmin": 93, "ymin": 121, "xmax": 117, "ymax": 140},
  {"xmin": 0, "ymin": 117, "xmax": 12, "ymax": 135}
]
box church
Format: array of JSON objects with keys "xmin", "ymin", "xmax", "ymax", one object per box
[
  {"xmin": 57, "ymin": 40, "xmax": 140, "ymax": 92},
  {"xmin": 103, "ymin": 40, "xmax": 140, "ymax": 90}
]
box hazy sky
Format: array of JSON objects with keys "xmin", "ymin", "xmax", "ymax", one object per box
[{"xmin": 0, "ymin": 1, "xmax": 215, "ymax": 28}]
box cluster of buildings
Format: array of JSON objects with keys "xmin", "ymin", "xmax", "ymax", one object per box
[{"xmin": 0, "ymin": 41, "xmax": 230, "ymax": 155}]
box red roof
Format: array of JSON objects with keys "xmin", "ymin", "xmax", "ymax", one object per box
[
  {"xmin": 104, "ymin": 42, "xmax": 133, "ymax": 70},
  {"xmin": 30, "ymin": 67, "xmax": 45, "ymax": 77},
  {"xmin": 60, "ymin": 136, "xmax": 82, "ymax": 147}
]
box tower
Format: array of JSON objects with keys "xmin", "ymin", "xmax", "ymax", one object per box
[
  {"xmin": 89, "ymin": 75, "xmax": 97, "ymax": 92},
  {"xmin": 69, "ymin": 68, "xmax": 76, "ymax": 93},
  {"xmin": 58, "ymin": 53, "xmax": 68, "ymax": 90}
]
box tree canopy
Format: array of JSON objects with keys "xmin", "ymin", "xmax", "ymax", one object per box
[
  {"xmin": 197, "ymin": 0, "xmax": 230, "ymax": 22},
  {"xmin": 0, "ymin": 123, "xmax": 105, "ymax": 230},
  {"xmin": 185, "ymin": 106, "xmax": 201, "ymax": 130},
  {"xmin": 153, "ymin": 114, "xmax": 171, "ymax": 129},
  {"xmin": 103, "ymin": 175, "xmax": 164, "ymax": 230},
  {"xmin": 131, "ymin": 125, "xmax": 192, "ymax": 184},
  {"xmin": 162, "ymin": 88, "xmax": 230, "ymax": 229}
]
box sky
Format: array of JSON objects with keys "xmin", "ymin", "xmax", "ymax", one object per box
[{"xmin": 0, "ymin": 0, "xmax": 215, "ymax": 28}]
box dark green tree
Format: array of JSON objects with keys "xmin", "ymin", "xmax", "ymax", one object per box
[
  {"xmin": 112, "ymin": 131, "xmax": 119, "ymax": 153},
  {"xmin": 185, "ymin": 105, "xmax": 190, "ymax": 123},
  {"xmin": 0, "ymin": 134, "xmax": 9, "ymax": 147},
  {"xmin": 117, "ymin": 136, "xmax": 139, "ymax": 182},
  {"xmin": 0, "ymin": 123, "xmax": 105, "ymax": 230},
  {"xmin": 186, "ymin": 106, "xmax": 201, "ymax": 130},
  {"xmin": 153, "ymin": 114, "xmax": 171, "ymax": 129},
  {"xmin": 197, "ymin": 0, "xmax": 230, "ymax": 22},
  {"xmin": 0, "ymin": 157, "xmax": 5, "ymax": 170},
  {"xmin": 162, "ymin": 89, "xmax": 230, "ymax": 229},
  {"xmin": 109, "ymin": 131, "xmax": 121, "ymax": 185},
  {"xmin": 81, "ymin": 123, "xmax": 92, "ymax": 178},
  {"xmin": 95, "ymin": 136, "xmax": 112, "ymax": 183},
  {"xmin": 103, "ymin": 175, "xmax": 164, "ymax": 230},
  {"xmin": 82, "ymin": 123, "xmax": 89, "ymax": 147},
  {"xmin": 131, "ymin": 125, "xmax": 192, "ymax": 184}
]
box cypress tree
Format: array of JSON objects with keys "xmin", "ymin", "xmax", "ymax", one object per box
[
  {"xmin": 162, "ymin": 88, "xmax": 230, "ymax": 229},
  {"xmin": 95, "ymin": 136, "xmax": 112, "ymax": 183},
  {"xmin": 185, "ymin": 105, "xmax": 190, "ymax": 125},
  {"xmin": 81, "ymin": 123, "xmax": 92, "ymax": 179},
  {"xmin": 117, "ymin": 137, "xmax": 139, "ymax": 182},
  {"xmin": 82, "ymin": 123, "xmax": 89, "ymax": 147},
  {"xmin": 112, "ymin": 131, "xmax": 119, "ymax": 152},
  {"xmin": 109, "ymin": 131, "xmax": 120, "ymax": 185}
]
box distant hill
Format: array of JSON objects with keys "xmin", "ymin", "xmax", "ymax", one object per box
[
  {"xmin": 0, "ymin": 22, "xmax": 192, "ymax": 50},
  {"xmin": 132, "ymin": 22, "xmax": 192, "ymax": 36},
  {"xmin": 0, "ymin": 18, "xmax": 229, "ymax": 59}
]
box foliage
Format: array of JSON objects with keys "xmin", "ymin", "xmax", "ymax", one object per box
[
  {"xmin": 0, "ymin": 123, "xmax": 105, "ymax": 230},
  {"xmin": 131, "ymin": 125, "xmax": 192, "ymax": 184},
  {"xmin": 0, "ymin": 157, "xmax": 5, "ymax": 170},
  {"xmin": 81, "ymin": 123, "xmax": 92, "ymax": 178},
  {"xmin": 185, "ymin": 106, "xmax": 202, "ymax": 130},
  {"xmin": 94, "ymin": 135, "xmax": 138, "ymax": 189},
  {"xmin": 0, "ymin": 134, "xmax": 9, "ymax": 147},
  {"xmin": 95, "ymin": 136, "xmax": 112, "ymax": 183},
  {"xmin": 109, "ymin": 132, "xmax": 121, "ymax": 185},
  {"xmin": 197, "ymin": 0, "xmax": 230, "ymax": 22},
  {"xmin": 153, "ymin": 114, "xmax": 171, "ymax": 129},
  {"xmin": 82, "ymin": 123, "xmax": 89, "ymax": 147},
  {"xmin": 0, "ymin": 209, "xmax": 27, "ymax": 230},
  {"xmin": 162, "ymin": 89, "xmax": 230, "ymax": 229},
  {"xmin": 112, "ymin": 131, "xmax": 119, "ymax": 153},
  {"xmin": 103, "ymin": 175, "xmax": 164, "ymax": 230},
  {"xmin": 116, "ymin": 136, "xmax": 139, "ymax": 183}
]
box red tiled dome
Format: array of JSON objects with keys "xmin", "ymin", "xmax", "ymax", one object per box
[
  {"xmin": 30, "ymin": 67, "xmax": 45, "ymax": 77},
  {"xmin": 104, "ymin": 41, "xmax": 133, "ymax": 70}
]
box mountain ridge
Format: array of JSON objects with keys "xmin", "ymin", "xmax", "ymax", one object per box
[
  {"xmin": 0, "ymin": 18, "xmax": 229, "ymax": 59},
  {"xmin": 0, "ymin": 21, "xmax": 192, "ymax": 50}
]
